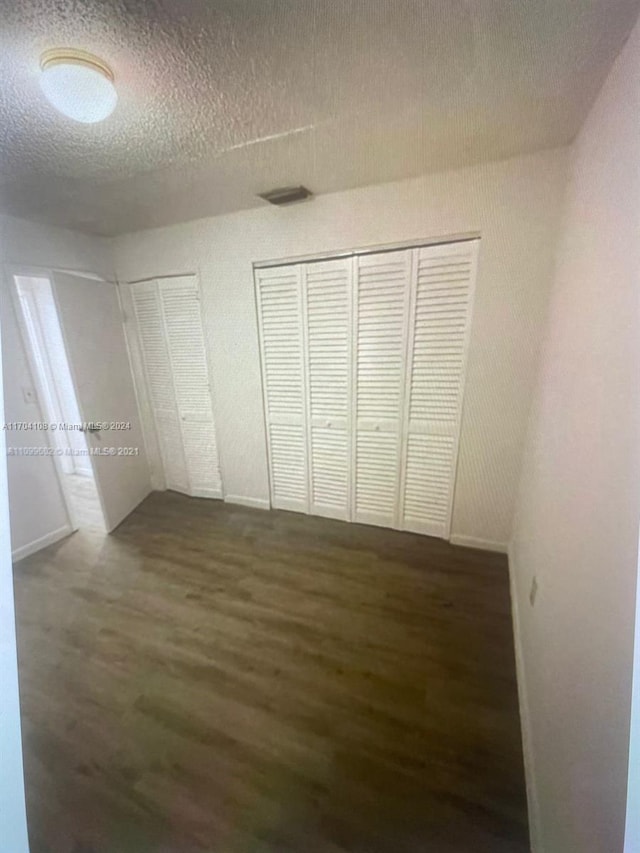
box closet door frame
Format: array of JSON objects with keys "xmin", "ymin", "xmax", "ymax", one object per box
[{"xmin": 253, "ymin": 232, "xmax": 480, "ymax": 271}]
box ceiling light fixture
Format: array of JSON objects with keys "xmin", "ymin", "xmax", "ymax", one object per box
[{"xmin": 39, "ymin": 48, "xmax": 117, "ymax": 124}]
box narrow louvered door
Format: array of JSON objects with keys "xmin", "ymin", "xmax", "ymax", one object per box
[
  {"xmin": 353, "ymin": 249, "xmax": 412, "ymax": 528},
  {"xmin": 131, "ymin": 280, "xmax": 189, "ymax": 494},
  {"xmin": 304, "ymin": 258, "xmax": 352, "ymax": 521},
  {"xmin": 158, "ymin": 276, "xmax": 223, "ymax": 499},
  {"xmin": 399, "ymin": 241, "xmax": 478, "ymax": 537},
  {"xmin": 256, "ymin": 265, "xmax": 309, "ymax": 513}
]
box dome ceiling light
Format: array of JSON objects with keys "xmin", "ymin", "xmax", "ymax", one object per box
[{"xmin": 39, "ymin": 48, "xmax": 117, "ymax": 124}]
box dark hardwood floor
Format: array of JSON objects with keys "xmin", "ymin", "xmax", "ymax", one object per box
[{"xmin": 13, "ymin": 491, "xmax": 529, "ymax": 853}]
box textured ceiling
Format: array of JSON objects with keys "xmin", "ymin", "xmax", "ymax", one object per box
[{"xmin": 1, "ymin": 0, "xmax": 639, "ymax": 236}]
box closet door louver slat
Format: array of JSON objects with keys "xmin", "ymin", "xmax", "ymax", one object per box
[
  {"xmin": 256, "ymin": 266, "xmax": 309, "ymax": 512},
  {"xmin": 400, "ymin": 242, "xmax": 478, "ymax": 537}
]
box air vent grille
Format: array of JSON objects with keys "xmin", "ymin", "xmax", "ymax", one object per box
[{"xmin": 258, "ymin": 186, "xmax": 312, "ymax": 205}]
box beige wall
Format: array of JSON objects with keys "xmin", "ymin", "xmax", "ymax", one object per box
[
  {"xmin": 511, "ymin": 18, "xmax": 640, "ymax": 853},
  {"xmin": 114, "ymin": 147, "xmax": 569, "ymax": 549}
]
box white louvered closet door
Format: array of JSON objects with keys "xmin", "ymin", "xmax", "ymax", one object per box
[
  {"xmin": 399, "ymin": 241, "xmax": 478, "ymax": 537},
  {"xmin": 131, "ymin": 276, "xmax": 222, "ymax": 499},
  {"xmin": 131, "ymin": 280, "xmax": 189, "ymax": 494},
  {"xmin": 256, "ymin": 265, "xmax": 309, "ymax": 513},
  {"xmin": 353, "ymin": 250, "xmax": 412, "ymax": 528},
  {"xmin": 256, "ymin": 239, "xmax": 477, "ymax": 539},
  {"xmin": 304, "ymin": 258, "xmax": 352, "ymax": 521},
  {"xmin": 158, "ymin": 277, "xmax": 223, "ymax": 499}
]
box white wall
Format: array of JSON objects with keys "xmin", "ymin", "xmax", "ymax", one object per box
[
  {"xmin": 17, "ymin": 276, "xmax": 92, "ymax": 476},
  {"xmin": 114, "ymin": 147, "xmax": 569, "ymax": 548},
  {"xmin": 0, "ymin": 220, "xmax": 30, "ymax": 853},
  {"xmin": 2, "ymin": 215, "xmax": 114, "ymax": 280},
  {"xmin": 0, "ymin": 215, "xmax": 113, "ymax": 556},
  {"xmin": 510, "ymin": 18, "xmax": 640, "ymax": 853}
]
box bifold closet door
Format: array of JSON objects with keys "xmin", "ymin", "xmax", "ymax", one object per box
[
  {"xmin": 158, "ymin": 277, "xmax": 222, "ymax": 498},
  {"xmin": 255, "ymin": 265, "xmax": 309, "ymax": 513},
  {"xmin": 130, "ymin": 280, "xmax": 190, "ymax": 493},
  {"xmin": 256, "ymin": 239, "xmax": 478, "ymax": 540},
  {"xmin": 305, "ymin": 259, "xmax": 352, "ymax": 521},
  {"xmin": 256, "ymin": 259, "xmax": 353, "ymax": 519},
  {"xmin": 353, "ymin": 249, "xmax": 412, "ymax": 528},
  {"xmin": 399, "ymin": 241, "xmax": 478, "ymax": 537},
  {"xmin": 130, "ymin": 276, "xmax": 222, "ymax": 499}
]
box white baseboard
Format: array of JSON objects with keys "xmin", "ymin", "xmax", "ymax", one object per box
[
  {"xmin": 12, "ymin": 524, "xmax": 74, "ymax": 562},
  {"xmin": 190, "ymin": 488, "xmax": 223, "ymax": 500},
  {"xmin": 449, "ymin": 534, "xmax": 508, "ymax": 554},
  {"xmin": 508, "ymin": 543, "xmax": 541, "ymax": 853},
  {"xmin": 224, "ymin": 494, "xmax": 270, "ymax": 511}
]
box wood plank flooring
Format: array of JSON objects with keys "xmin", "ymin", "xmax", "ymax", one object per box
[{"xmin": 13, "ymin": 491, "xmax": 529, "ymax": 853}]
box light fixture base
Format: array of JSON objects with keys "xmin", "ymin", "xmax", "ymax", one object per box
[{"xmin": 40, "ymin": 48, "xmax": 114, "ymax": 83}]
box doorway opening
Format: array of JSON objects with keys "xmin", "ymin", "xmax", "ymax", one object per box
[{"xmin": 12, "ymin": 274, "xmax": 106, "ymax": 532}]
